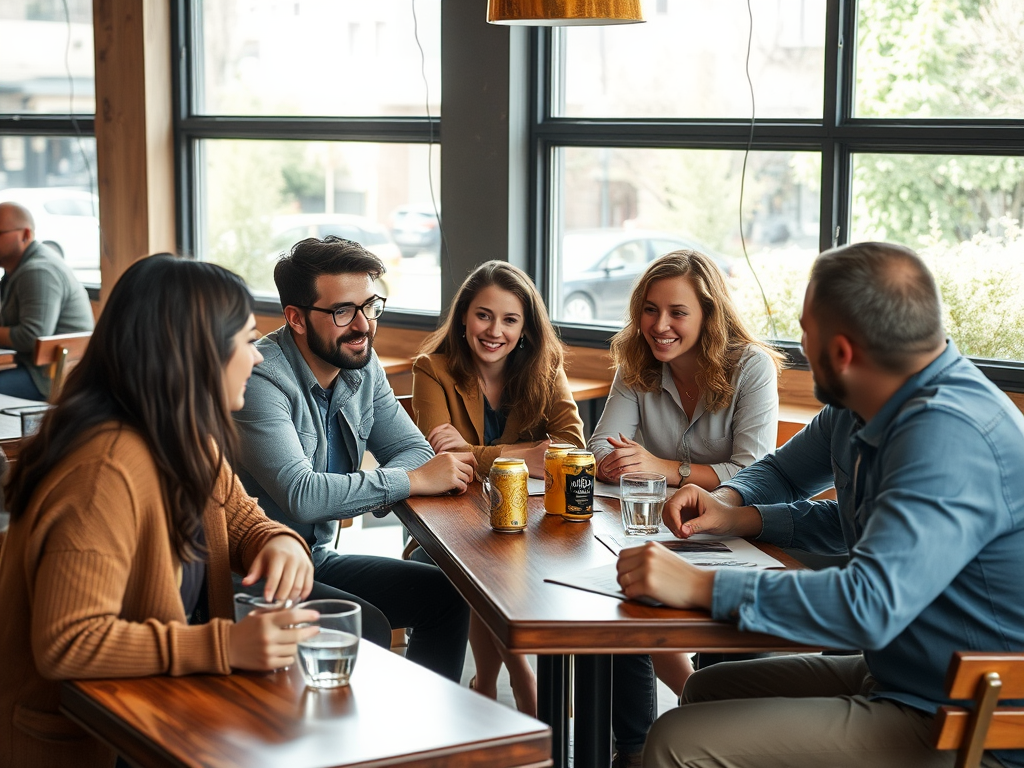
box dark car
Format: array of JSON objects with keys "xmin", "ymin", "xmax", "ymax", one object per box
[
  {"xmin": 557, "ymin": 229, "xmax": 732, "ymax": 324},
  {"xmin": 389, "ymin": 204, "xmax": 441, "ymax": 258}
]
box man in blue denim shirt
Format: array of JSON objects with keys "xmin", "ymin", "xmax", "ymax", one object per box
[
  {"xmin": 234, "ymin": 237, "xmax": 474, "ymax": 681},
  {"xmin": 618, "ymin": 243, "xmax": 1024, "ymax": 768}
]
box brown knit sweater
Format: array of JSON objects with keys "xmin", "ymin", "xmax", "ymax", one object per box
[{"xmin": 0, "ymin": 423, "xmax": 310, "ymax": 768}]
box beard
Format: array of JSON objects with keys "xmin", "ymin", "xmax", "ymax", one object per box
[
  {"xmin": 307, "ymin": 320, "xmax": 374, "ymax": 370},
  {"xmin": 812, "ymin": 348, "xmax": 847, "ymax": 408}
]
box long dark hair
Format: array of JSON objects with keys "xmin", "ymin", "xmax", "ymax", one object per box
[
  {"xmin": 418, "ymin": 261, "xmax": 564, "ymax": 431},
  {"xmin": 5, "ymin": 254, "xmax": 254, "ymax": 562}
]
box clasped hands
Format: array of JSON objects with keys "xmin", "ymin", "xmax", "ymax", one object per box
[
  {"xmin": 597, "ymin": 433, "xmax": 668, "ymax": 483},
  {"xmin": 615, "ymin": 485, "xmax": 762, "ymax": 610}
]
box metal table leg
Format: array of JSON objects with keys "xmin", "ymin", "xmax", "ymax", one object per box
[
  {"xmin": 573, "ymin": 654, "xmax": 613, "ymax": 768},
  {"xmin": 538, "ymin": 654, "xmax": 571, "ymax": 768}
]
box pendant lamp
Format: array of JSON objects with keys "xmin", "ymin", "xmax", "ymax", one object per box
[{"xmin": 487, "ymin": 0, "xmax": 645, "ymax": 26}]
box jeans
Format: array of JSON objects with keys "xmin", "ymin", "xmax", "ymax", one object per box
[
  {"xmin": 0, "ymin": 365, "xmax": 45, "ymax": 400},
  {"xmin": 613, "ymin": 654, "xmax": 657, "ymax": 755},
  {"xmin": 315, "ymin": 550, "xmax": 470, "ymax": 682}
]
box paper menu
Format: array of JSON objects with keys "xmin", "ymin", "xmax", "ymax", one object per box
[{"xmin": 596, "ymin": 532, "xmax": 785, "ymax": 570}]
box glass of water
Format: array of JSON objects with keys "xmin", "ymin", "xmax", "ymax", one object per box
[
  {"xmin": 620, "ymin": 472, "xmax": 667, "ymax": 535},
  {"xmin": 295, "ymin": 599, "xmax": 361, "ymax": 689}
]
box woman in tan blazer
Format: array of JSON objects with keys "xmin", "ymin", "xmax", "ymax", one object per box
[
  {"xmin": 0, "ymin": 256, "xmax": 317, "ymax": 768},
  {"xmin": 412, "ymin": 260, "xmax": 585, "ymax": 715}
]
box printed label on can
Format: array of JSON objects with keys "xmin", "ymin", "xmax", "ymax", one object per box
[{"xmin": 564, "ymin": 465, "xmax": 595, "ymax": 515}]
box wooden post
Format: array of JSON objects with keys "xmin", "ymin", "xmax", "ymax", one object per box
[{"xmin": 92, "ymin": 0, "xmax": 176, "ymax": 304}]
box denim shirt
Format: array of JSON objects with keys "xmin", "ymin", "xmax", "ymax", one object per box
[
  {"xmin": 233, "ymin": 327, "xmax": 434, "ymax": 566},
  {"xmin": 719, "ymin": 343, "xmax": 1024, "ymax": 738}
]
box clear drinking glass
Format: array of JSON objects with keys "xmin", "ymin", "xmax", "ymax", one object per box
[
  {"xmin": 620, "ymin": 472, "xmax": 667, "ymax": 535},
  {"xmin": 295, "ymin": 599, "xmax": 362, "ymax": 689}
]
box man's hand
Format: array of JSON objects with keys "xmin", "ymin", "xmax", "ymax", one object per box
[
  {"xmin": 616, "ymin": 542, "xmax": 714, "ymax": 609},
  {"xmin": 663, "ymin": 485, "xmax": 763, "ymax": 539},
  {"xmin": 597, "ymin": 434, "xmax": 672, "ymax": 482},
  {"xmin": 242, "ymin": 534, "xmax": 314, "ymax": 604},
  {"xmin": 228, "ymin": 607, "xmax": 320, "ymax": 671},
  {"xmin": 408, "ymin": 451, "xmax": 477, "ymax": 496},
  {"xmin": 427, "ymin": 423, "xmax": 473, "ymax": 454}
]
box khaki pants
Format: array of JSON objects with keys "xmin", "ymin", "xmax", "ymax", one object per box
[{"xmin": 643, "ymin": 654, "xmax": 1006, "ymax": 768}]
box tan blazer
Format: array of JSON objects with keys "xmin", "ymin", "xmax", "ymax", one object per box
[
  {"xmin": 0, "ymin": 424, "xmax": 309, "ymax": 768},
  {"xmin": 411, "ymin": 353, "xmax": 585, "ymax": 473}
]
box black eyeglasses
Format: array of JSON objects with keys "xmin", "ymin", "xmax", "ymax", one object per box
[{"xmin": 299, "ymin": 296, "xmax": 387, "ymax": 327}]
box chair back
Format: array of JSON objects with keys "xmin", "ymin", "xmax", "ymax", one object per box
[
  {"xmin": 32, "ymin": 332, "xmax": 91, "ymax": 401},
  {"xmin": 396, "ymin": 394, "xmax": 415, "ymax": 420},
  {"xmin": 933, "ymin": 651, "xmax": 1024, "ymax": 768}
]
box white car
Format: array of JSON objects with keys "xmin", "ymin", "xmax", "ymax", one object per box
[{"xmin": 0, "ymin": 187, "xmax": 100, "ymax": 273}]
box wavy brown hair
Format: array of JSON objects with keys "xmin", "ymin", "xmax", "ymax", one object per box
[
  {"xmin": 418, "ymin": 260, "xmax": 564, "ymax": 431},
  {"xmin": 5, "ymin": 254, "xmax": 254, "ymax": 563},
  {"xmin": 609, "ymin": 250, "xmax": 783, "ymax": 411}
]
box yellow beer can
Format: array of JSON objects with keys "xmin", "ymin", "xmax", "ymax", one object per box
[
  {"xmin": 562, "ymin": 450, "xmax": 596, "ymax": 522},
  {"xmin": 488, "ymin": 457, "xmax": 529, "ymax": 533},
  {"xmin": 544, "ymin": 443, "xmax": 576, "ymax": 515}
]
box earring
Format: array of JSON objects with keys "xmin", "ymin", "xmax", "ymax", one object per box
[
  {"xmin": 461, "ymin": 323, "xmax": 467, "ymax": 340},
  {"xmin": 519, "ymin": 336, "xmax": 526, "ymax": 349}
]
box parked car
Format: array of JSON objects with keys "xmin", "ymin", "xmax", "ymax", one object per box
[
  {"xmin": 268, "ymin": 214, "xmax": 404, "ymax": 296},
  {"xmin": 389, "ymin": 204, "xmax": 441, "ymax": 259},
  {"xmin": 0, "ymin": 187, "xmax": 100, "ymax": 272},
  {"xmin": 558, "ymin": 229, "xmax": 732, "ymax": 324}
]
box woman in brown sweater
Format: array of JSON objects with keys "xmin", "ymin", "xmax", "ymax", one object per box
[
  {"xmin": 412, "ymin": 260, "xmax": 585, "ymax": 716},
  {"xmin": 0, "ymin": 255, "xmax": 317, "ymax": 768}
]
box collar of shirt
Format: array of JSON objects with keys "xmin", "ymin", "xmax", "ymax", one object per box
[{"xmin": 853, "ymin": 339, "xmax": 960, "ymax": 450}]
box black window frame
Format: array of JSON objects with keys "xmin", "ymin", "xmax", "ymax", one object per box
[
  {"xmin": 528, "ymin": 0, "xmax": 1024, "ymax": 390},
  {"xmin": 171, "ymin": 0, "xmax": 443, "ymax": 332}
]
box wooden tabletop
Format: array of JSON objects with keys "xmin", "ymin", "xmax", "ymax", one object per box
[
  {"xmin": 565, "ymin": 377, "xmax": 611, "ymax": 402},
  {"xmin": 395, "ymin": 490, "xmax": 813, "ymax": 655},
  {"xmin": 61, "ymin": 642, "xmax": 552, "ymax": 768},
  {"xmin": 377, "ymin": 355, "xmax": 413, "ymax": 376},
  {"xmin": 0, "ymin": 347, "xmax": 16, "ymax": 370}
]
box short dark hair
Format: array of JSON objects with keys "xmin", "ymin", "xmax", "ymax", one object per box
[
  {"xmin": 274, "ymin": 236, "xmax": 386, "ymax": 309},
  {"xmin": 809, "ymin": 242, "xmax": 945, "ymax": 373}
]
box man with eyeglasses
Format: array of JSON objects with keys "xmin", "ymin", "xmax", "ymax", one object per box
[
  {"xmin": 232, "ymin": 235, "xmax": 472, "ymax": 683},
  {"xmin": 0, "ymin": 201, "xmax": 93, "ymax": 400}
]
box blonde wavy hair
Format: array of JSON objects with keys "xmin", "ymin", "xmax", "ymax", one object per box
[
  {"xmin": 609, "ymin": 250, "xmax": 783, "ymax": 412},
  {"xmin": 418, "ymin": 261, "xmax": 565, "ymax": 431}
]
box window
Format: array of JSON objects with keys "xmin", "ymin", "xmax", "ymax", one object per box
[
  {"xmin": 179, "ymin": 0, "xmax": 443, "ymax": 315},
  {"xmin": 538, "ymin": 0, "xmax": 1024, "ymax": 376},
  {"xmin": 0, "ymin": 1, "xmax": 100, "ymax": 285}
]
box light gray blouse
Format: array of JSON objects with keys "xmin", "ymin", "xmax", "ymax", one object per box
[{"xmin": 588, "ymin": 345, "xmax": 779, "ymax": 484}]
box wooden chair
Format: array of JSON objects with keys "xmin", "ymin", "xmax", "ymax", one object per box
[
  {"xmin": 32, "ymin": 332, "xmax": 91, "ymax": 402},
  {"xmin": 933, "ymin": 651, "xmax": 1024, "ymax": 768}
]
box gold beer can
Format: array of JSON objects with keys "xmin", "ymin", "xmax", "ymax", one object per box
[
  {"xmin": 562, "ymin": 450, "xmax": 596, "ymax": 522},
  {"xmin": 544, "ymin": 443, "xmax": 576, "ymax": 515},
  {"xmin": 488, "ymin": 457, "xmax": 529, "ymax": 533}
]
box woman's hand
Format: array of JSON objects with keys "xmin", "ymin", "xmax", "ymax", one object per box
[
  {"xmin": 501, "ymin": 439, "xmax": 551, "ymax": 478},
  {"xmin": 228, "ymin": 607, "xmax": 320, "ymax": 671},
  {"xmin": 427, "ymin": 423, "xmax": 473, "ymax": 454},
  {"xmin": 616, "ymin": 542, "xmax": 714, "ymax": 610},
  {"xmin": 241, "ymin": 534, "xmax": 314, "ymax": 605},
  {"xmin": 596, "ymin": 434, "xmax": 672, "ymax": 482}
]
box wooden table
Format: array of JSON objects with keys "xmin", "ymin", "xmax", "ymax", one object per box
[
  {"xmin": 395, "ymin": 491, "xmax": 812, "ymax": 768},
  {"xmin": 0, "ymin": 347, "xmax": 16, "ymax": 371},
  {"xmin": 378, "ymin": 355, "xmax": 414, "ymax": 376},
  {"xmin": 0, "ymin": 391, "xmax": 49, "ymax": 460},
  {"xmin": 61, "ymin": 641, "xmax": 552, "ymax": 768}
]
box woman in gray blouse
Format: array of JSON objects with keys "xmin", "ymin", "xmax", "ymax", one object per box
[{"xmin": 588, "ymin": 249, "xmax": 783, "ymax": 694}]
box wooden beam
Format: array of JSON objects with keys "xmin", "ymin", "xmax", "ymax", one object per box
[{"xmin": 92, "ymin": 0, "xmax": 176, "ymax": 304}]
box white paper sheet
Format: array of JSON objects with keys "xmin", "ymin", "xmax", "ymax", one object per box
[
  {"xmin": 527, "ymin": 477, "xmax": 620, "ymax": 498},
  {"xmin": 595, "ymin": 532, "xmax": 785, "ymax": 570},
  {"xmin": 544, "ymin": 563, "xmax": 659, "ymax": 605}
]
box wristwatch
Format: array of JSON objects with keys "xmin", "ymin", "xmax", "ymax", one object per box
[{"xmin": 677, "ymin": 460, "xmax": 691, "ymax": 485}]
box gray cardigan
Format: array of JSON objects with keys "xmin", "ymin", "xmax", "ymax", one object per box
[
  {"xmin": 0, "ymin": 241, "xmax": 94, "ymax": 397},
  {"xmin": 233, "ymin": 326, "xmax": 434, "ymax": 565}
]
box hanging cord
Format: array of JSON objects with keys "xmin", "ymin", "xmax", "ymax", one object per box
[
  {"xmin": 737, "ymin": 0, "xmax": 778, "ymax": 339},
  {"xmin": 411, "ymin": 0, "xmax": 456, "ymax": 292},
  {"xmin": 61, "ymin": 0, "xmax": 106, "ymax": 269}
]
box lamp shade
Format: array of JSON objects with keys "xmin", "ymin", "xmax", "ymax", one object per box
[{"xmin": 487, "ymin": 0, "xmax": 645, "ymax": 26}]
